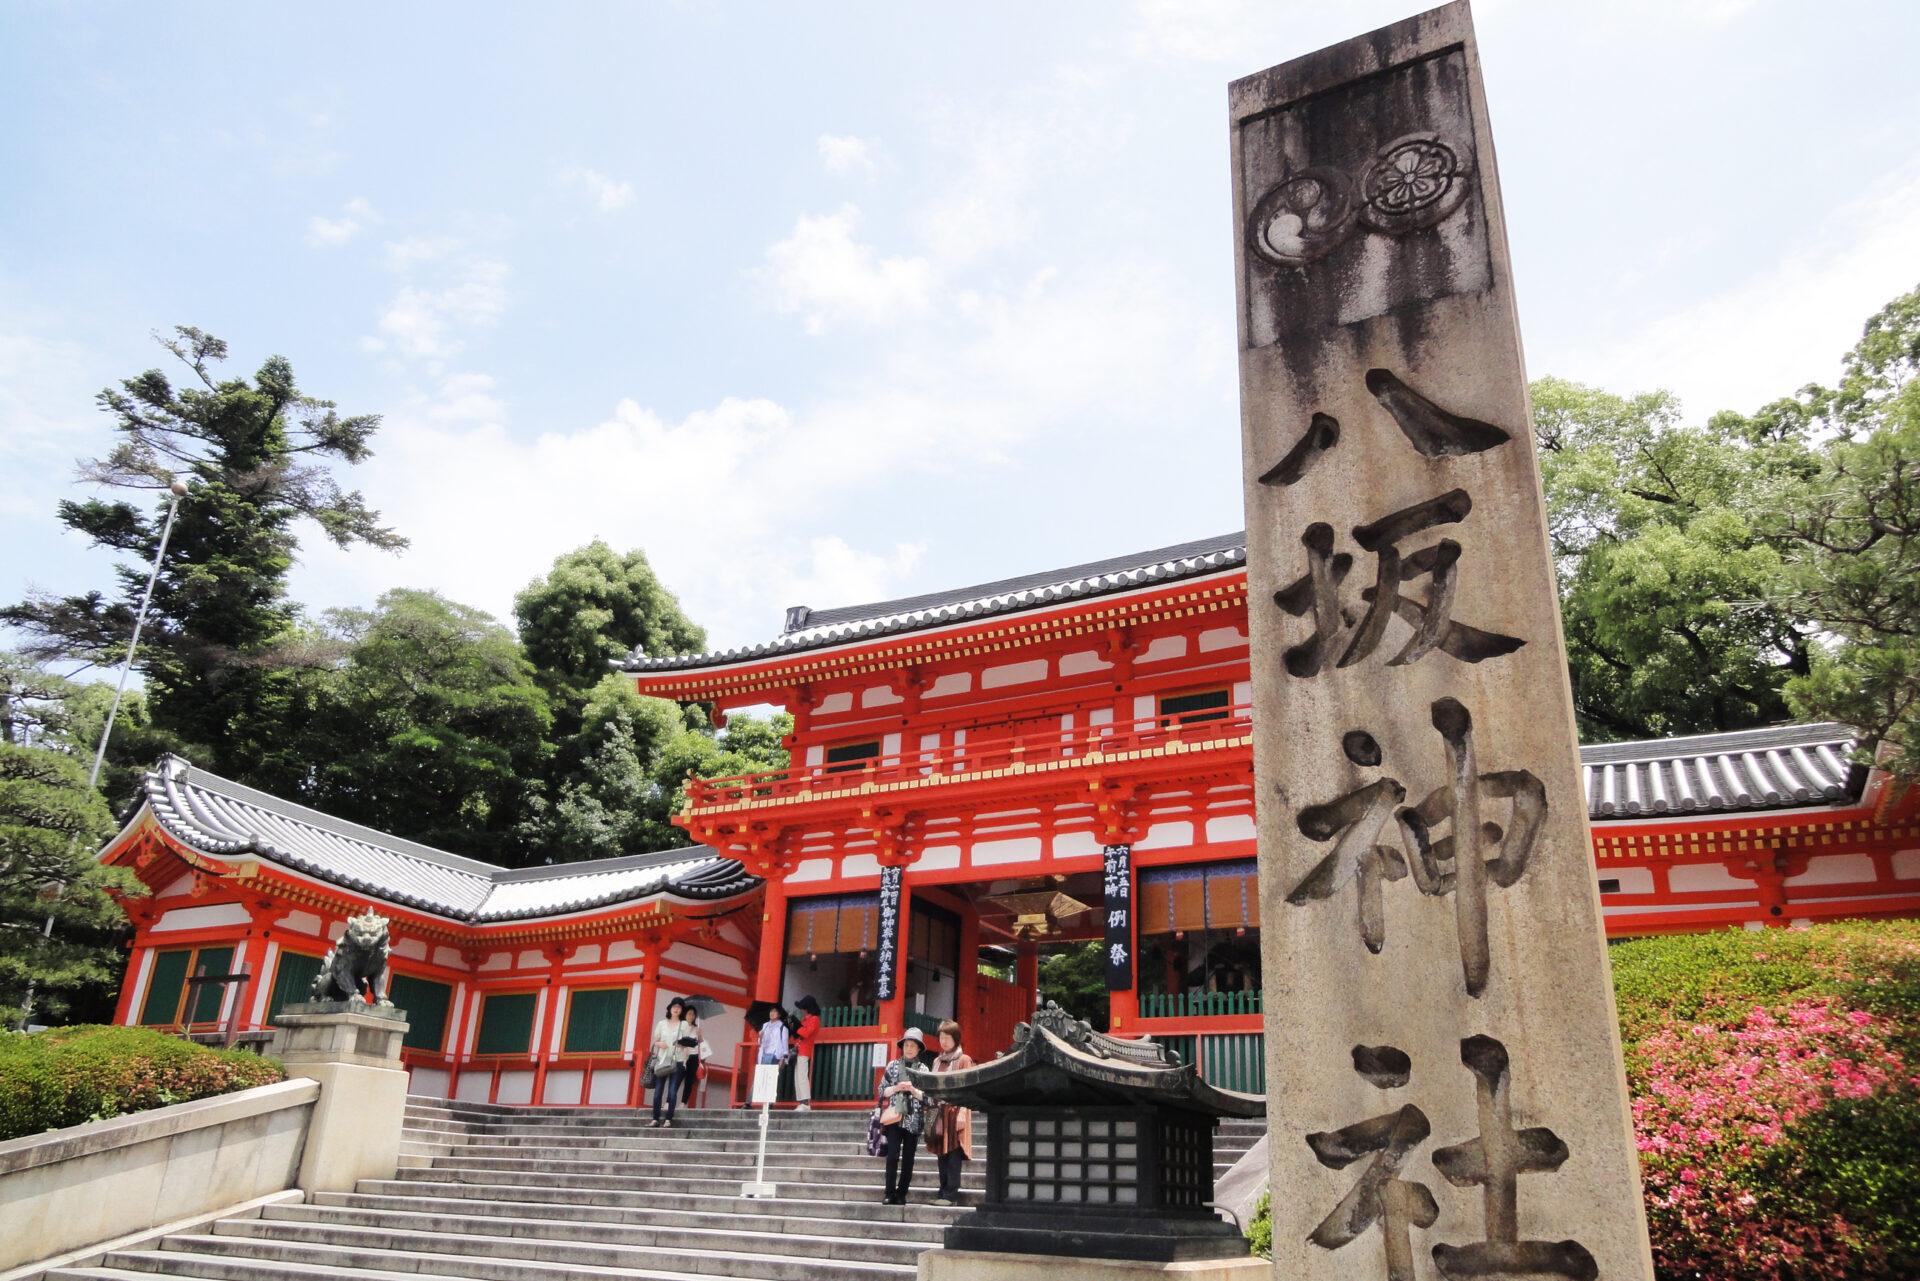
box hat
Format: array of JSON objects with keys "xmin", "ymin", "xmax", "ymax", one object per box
[{"xmin": 898, "ymin": 1027, "xmax": 926, "ymax": 1048}]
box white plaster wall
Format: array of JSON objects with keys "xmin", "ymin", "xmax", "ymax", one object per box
[
  {"xmin": 454, "ymin": 1072, "xmax": 491, "ymax": 1102},
  {"xmin": 407, "ymin": 1067, "xmax": 452, "ymax": 1099},
  {"xmin": 432, "ymin": 947, "xmax": 465, "ymax": 970},
  {"xmin": 1785, "ymin": 853, "xmax": 1877, "ymax": 886},
  {"xmin": 571, "ymin": 944, "xmax": 603, "ymax": 965},
  {"xmin": 1600, "ymin": 868, "xmax": 1657, "ymax": 895},
  {"xmin": 863, "ymin": 685, "xmax": 904, "ymax": 708},
  {"xmin": 1668, "ymin": 862, "xmax": 1754, "ymax": 893},
  {"xmin": 927, "ymin": 673, "xmax": 972, "ymax": 698},
  {"xmin": 154, "ymin": 875, "xmax": 194, "ymax": 899},
  {"xmin": 1052, "ymin": 830, "xmax": 1103, "ymax": 861},
  {"xmin": 494, "ymin": 1072, "xmax": 535, "ymax": 1105},
  {"xmin": 973, "ymin": 837, "xmax": 1043, "ymax": 866},
  {"xmin": 1059, "ymin": 650, "xmax": 1112, "ymax": 676},
  {"xmin": 517, "ymin": 950, "xmax": 545, "ymax": 970},
  {"xmin": 1894, "ymin": 849, "xmax": 1920, "ymax": 880},
  {"xmin": 607, "ymin": 940, "xmax": 643, "ymax": 962},
  {"xmin": 588, "ymin": 1071, "xmax": 630, "ymax": 1105},
  {"xmin": 918, "ymin": 845, "xmax": 962, "ymax": 871},
  {"xmin": 981, "ymin": 659, "xmax": 1047, "ymax": 689},
  {"xmin": 1139, "ymin": 636, "xmax": 1187, "ymax": 663},
  {"xmin": 1199, "ymin": 626, "xmax": 1247, "ymax": 652},
  {"xmin": 391, "ymin": 938, "xmax": 428, "ymax": 961},
  {"xmin": 788, "ymin": 858, "xmax": 833, "ymax": 883},
  {"xmin": 842, "ymin": 853, "xmax": 881, "ymax": 879},
  {"xmin": 277, "ymin": 910, "xmax": 323, "ymax": 936},
  {"xmin": 542, "ymin": 1069, "xmax": 584, "ymax": 1104},
  {"xmin": 1205, "ymin": 814, "xmax": 1257, "ymax": 844},
  {"xmin": 151, "ymin": 903, "xmax": 251, "ymax": 933},
  {"xmin": 1135, "ymin": 822, "xmax": 1195, "ymax": 850},
  {"xmin": 816, "ymin": 692, "xmax": 854, "ymax": 714}
]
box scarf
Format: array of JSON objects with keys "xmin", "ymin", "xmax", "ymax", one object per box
[{"xmin": 935, "ymin": 1046, "xmax": 965, "ymax": 1069}]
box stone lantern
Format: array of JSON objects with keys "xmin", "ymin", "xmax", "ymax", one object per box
[{"xmin": 911, "ymin": 1002, "xmax": 1266, "ymax": 1273}]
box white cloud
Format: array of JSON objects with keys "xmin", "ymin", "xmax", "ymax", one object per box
[
  {"xmin": 1551, "ymin": 160, "xmax": 1920, "ymax": 417},
  {"xmin": 560, "ymin": 166, "xmax": 635, "ymax": 212},
  {"xmin": 817, "ymin": 134, "xmax": 873, "ymax": 176},
  {"xmin": 763, "ymin": 205, "xmax": 934, "ymax": 334},
  {"xmin": 362, "ymin": 238, "xmax": 511, "ymax": 361},
  {"xmin": 304, "ymin": 197, "xmax": 377, "ymax": 247},
  {"xmin": 783, "ymin": 538, "xmax": 925, "ymax": 611},
  {"xmin": 382, "ymin": 236, "xmax": 465, "ymax": 272}
]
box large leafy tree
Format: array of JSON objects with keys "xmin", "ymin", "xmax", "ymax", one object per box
[
  {"xmin": 1534, "ymin": 377, "xmax": 1818, "ymax": 740},
  {"xmin": 0, "ymin": 655, "xmax": 141, "ymax": 1025},
  {"xmin": 2, "ymin": 328, "xmax": 403, "ymax": 778},
  {"xmin": 1766, "ymin": 285, "xmax": 1920, "ymax": 774},
  {"xmin": 513, "ymin": 541, "xmax": 705, "ymax": 736},
  {"xmin": 299, "ymin": 590, "xmax": 551, "ymax": 864}
]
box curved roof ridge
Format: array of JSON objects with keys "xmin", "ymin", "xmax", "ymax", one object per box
[
  {"xmin": 134, "ymin": 756, "xmax": 760, "ymax": 923},
  {"xmin": 620, "ymin": 530, "xmax": 1249, "ymax": 673}
]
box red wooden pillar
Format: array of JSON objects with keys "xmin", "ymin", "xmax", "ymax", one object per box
[
  {"xmin": 113, "ymin": 941, "xmax": 149, "ymax": 1027},
  {"xmin": 754, "ymin": 878, "xmax": 789, "ymax": 1004},
  {"xmin": 628, "ymin": 951, "xmax": 663, "ymax": 1107},
  {"xmin": 530, "ymin": 945, "xmax": 567, "ymax": 1105},
  {"xmin": 956, "ymin": 899, "xmax": 981, "ymax": 1041},
  {"xmin": 1015, "ymin": 937, "xmax": 1039, "ymax": 1020}
]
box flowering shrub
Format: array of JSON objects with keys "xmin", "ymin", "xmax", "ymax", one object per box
[
  {"xmin": 1614, "ymin": 921, "xmax": 1920, "ymax": 1280},
  {"xmin": 0, "ymin": 1024, "xmax": 283, "ymax": 1141},
  {"xmin": 1244, "ymin": 922, "xmax": 1920, "ymax": 1275}
]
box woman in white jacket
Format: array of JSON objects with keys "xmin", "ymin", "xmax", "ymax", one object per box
[{"xmin": 649, "ymin": 997, "xmax": 690, "ymax": 1127}]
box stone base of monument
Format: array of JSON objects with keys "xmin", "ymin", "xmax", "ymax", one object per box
[
  {"xmin": 940, "ymin": 1206, "xmax": 1253, "ymax": 1262},
  {"xmin": 918, "ymin": 1248, "xmax": 1269, "ymax": 1281},
  {"xmin": 268, "ymin": 1002, "xmax": 410, "ymax": 1194}
]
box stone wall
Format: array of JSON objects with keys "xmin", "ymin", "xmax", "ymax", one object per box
[{"xmin": 0, "ymin": 1078, "xmax": 318, "ymax": 1272}]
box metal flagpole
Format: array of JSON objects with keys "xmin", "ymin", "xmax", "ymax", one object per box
[{"xmin": 15, "ymin": 478, "xmax": 188, "ymax": 1029}]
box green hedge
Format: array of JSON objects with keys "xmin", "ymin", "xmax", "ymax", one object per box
[{"xmin": 0, "ymin": 1025, "xmax": 284, "ymax": 1142}]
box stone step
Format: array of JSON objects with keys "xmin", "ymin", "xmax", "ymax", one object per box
[
  {"xmin": 154, "ymin": 1229, "xmax": 915, "ymax": 1280},
  {"xmin": 390, "ymin": 1165, "xmax": 982, "ymax": 1203},
  {"xmin": 348, "ymin": 1180, "xmax": 971, "ymax": 1225},
  {"xmin": 306, "ymin": 1191, "xmax": 953, "ymax": 1243},
  {"xmin": 218, "ymin": 1212, "xmax": 927, "ymax": 1270},
  {"xmin": 410, "ymin": 1156, "xmax": 989, "ymax": 1190},
  {"xmin": 422, "ymin": 1147, "xmax": 972, "ymax": 1176}
]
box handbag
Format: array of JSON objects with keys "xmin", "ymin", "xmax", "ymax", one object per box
[
  {"xmin": 878, "ymin": 1104, "xmax": 902, "ymax": 1127},
  {"xmin": 641, "ymin": 1058, "xmax": 657, "ymax": 1090},
  {"xmin": 865, "ymin": 1109, "xmax": 886, "ymax": 1156}
]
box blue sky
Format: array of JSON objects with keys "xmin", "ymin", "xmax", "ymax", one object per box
[{"xmin": 6, "ymin": 1, "xmax": 1919, "ymax": 657}]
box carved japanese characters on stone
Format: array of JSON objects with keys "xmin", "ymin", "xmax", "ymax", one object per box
[
  {"xmin": 1305, "ymin": 1044, "xmax": 1437, "ymax": 1281},
  {"xmin": 1287, "ymin": 698, "xmax": 1548, "ymax": 997},
  {"xmin": 1365, "ymin": 370, "xmax": 1510, "ymax": 458},
  {"xmin": 1273, "ymin": 490, "xmax": 1524, "ymax": 678},
  {"xmin": 1431, "ymin": 1037, "xmax": 1598, "ymax": 1280}
]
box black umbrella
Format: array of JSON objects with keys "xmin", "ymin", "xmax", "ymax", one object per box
[
  {"xmin": 744, "ymin": 999, "xmax": 778, "ymax": 1030},
  {"xmin": 679, "ymin": 993, "xmax": 727, "ymax": 1019}
]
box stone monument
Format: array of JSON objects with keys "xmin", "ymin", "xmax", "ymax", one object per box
[{"xmin": 1231, "ymin": 5, "xmax": 1656, "ymax": 1279}]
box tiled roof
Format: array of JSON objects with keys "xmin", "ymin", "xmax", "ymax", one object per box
[
  {"xmin": 1579, "ymin": 722, "xmax": 1862, "ymax": 820},
  {"xmin": 618, "ymin": 530, "xmax": 1249, "ymax": 673},
  {"xmin": 135, "ymin": 756, "xmax": 760, "ymax": 922}
]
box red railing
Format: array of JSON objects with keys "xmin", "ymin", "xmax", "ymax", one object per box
[{"xmin": 682, "ymin": 706, "xmax": 1254, "ymax": 811}]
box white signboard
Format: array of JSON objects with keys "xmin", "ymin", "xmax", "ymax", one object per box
[{"xmin": 751, "ymin": 1062, "xmax": 781, "ymax": 1105}]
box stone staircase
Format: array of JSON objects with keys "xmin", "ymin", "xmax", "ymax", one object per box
[{"xmin": 43, "ymin": 1097, "xmax": 1268, "ymax": 1281}]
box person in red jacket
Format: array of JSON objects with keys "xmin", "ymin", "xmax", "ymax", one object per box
[{"xmin": 792, "ymin": 995, "xmax": 822, "ymax": 1110}]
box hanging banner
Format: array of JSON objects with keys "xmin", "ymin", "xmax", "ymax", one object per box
[
  {"xmin": 1102, "ymin": 843, "xmax": 1133, "ymax": 992},
  {"xmin": 874, "ymin": 864, "xmax": 902, "ymax": 1002}
]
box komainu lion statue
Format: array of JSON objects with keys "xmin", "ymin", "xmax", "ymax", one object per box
[{"xmin": 311, "ymin": 907, "xmax": 394, "ymax": 1005}]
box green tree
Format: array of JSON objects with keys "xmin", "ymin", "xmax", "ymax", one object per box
[
  {"xmin": 1037, "ymin": 940, "xmax": 1108, "ymax": 1031},
  {"xmin": 1767, "ymin": 285, "xmax": 1920, "ymax": 775},
  {"xmin": 1, "ymin": 328, "xmax": 403, "ymax": 778},
  {"xmin": 300, "ymin": 590, "xmax": 551, "ymax": 864},
  {"xmin": 0, "ymin": 656, "xmax": 142, "ymax": 1025},
  {"xmin": 1534, "ymin": 376, "xmax": 1818, "ymax": 740},
  {"xmin": 513, "ymin": 541, "xmax": 704, "ymax": 736}
]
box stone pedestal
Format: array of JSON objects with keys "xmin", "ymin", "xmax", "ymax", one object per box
[
  {"xmin": 268, "ymin": 1002, "xmax": 410, "ymax": 1194},
  {"xmin": 918, "ymin": 1250, "xmax": 1268, "ymax": 1281}
]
